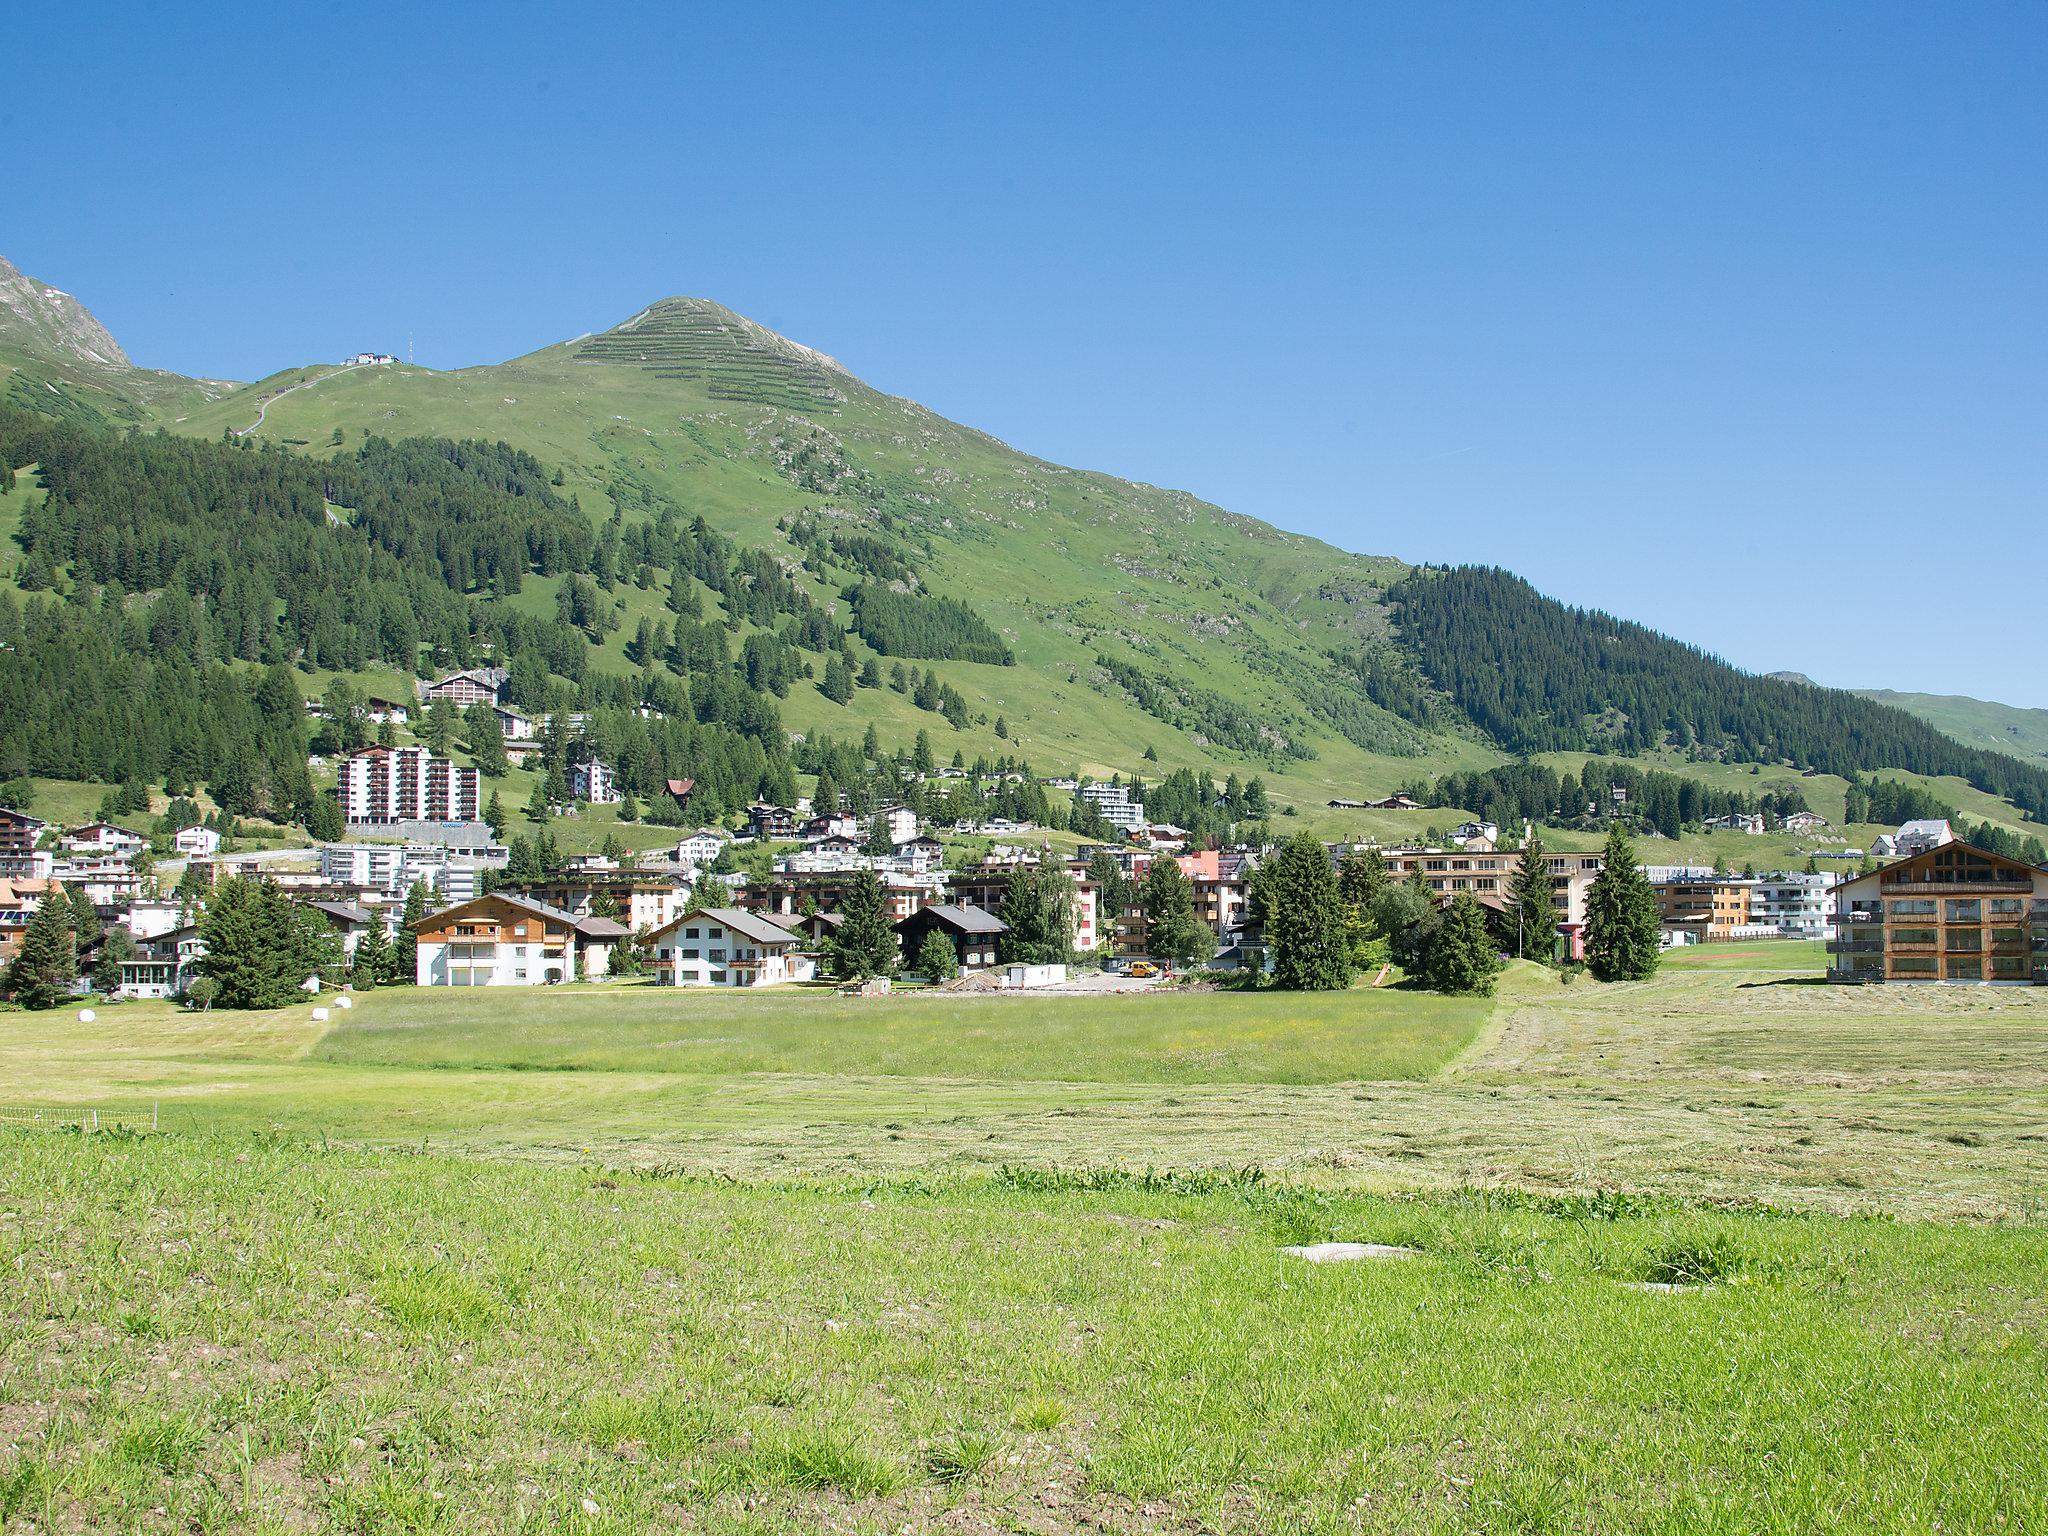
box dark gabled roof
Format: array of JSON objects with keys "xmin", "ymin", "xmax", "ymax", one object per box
[
  {"xmin": 304, "ymin": 899, "xmax": 375, "ymax": 926},
  {"xmin": 898, "ymin": 903, "xmax": 1008, "ymax": 936}
]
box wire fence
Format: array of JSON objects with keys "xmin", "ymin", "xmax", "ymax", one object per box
[{"xmin": 0, "ymin": 1104, "xmax": 159, "ymax": 1133}]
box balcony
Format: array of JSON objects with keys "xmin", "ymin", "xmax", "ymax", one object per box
[
  {"xmin": 1827, "ymin": 938, "xmax": 1882, "ymax": 955},
  {"xmin": 1881, "ymin": 876, "xmax": 2034, "ymax": 895}
]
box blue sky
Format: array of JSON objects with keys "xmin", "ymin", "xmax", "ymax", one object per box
[{"xmin": 12, "ymin": 4, "xmax": 2045, "ymax": 702}]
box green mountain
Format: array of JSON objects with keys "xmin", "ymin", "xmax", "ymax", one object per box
[
  {"xmin": 4, "ymin": 257, "xmax": 2047, "ymax": 852},
  {"xmin": 1849, "ymin": 690, "xmax": 2048, "ymax": 768}
]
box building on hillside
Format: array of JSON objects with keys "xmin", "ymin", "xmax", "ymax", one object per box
[
  {"xmin": 565, "ymin": 746, "xmax": 621, "ymax": 806},
  {"xmin": 48, "ymin": 855, "xmax": 143, "ymax": 909},
  {"xmin": 336, "ymin": 746, "xmax": 481, "ymax": 825},
  {"xmin": 1704, "ymin": 812, "xmax": 1767, "ymax": 836},
  {"xmin": 118, "ymin": 924, "xmax": 205, "ymax": 999},
  {"xmin": 1828, "ymin": 841, "xmax": 2048, "ymax": 985},
  {"xmin": 365, "ymin": 696, "xmax": 410, "ymax": 725},
  {"xmin": 173, "ymin": 825, "xmax": 221, "ymax": 858},
  {"xmin": 0, "ymin": 808, "xmax": 48, "ymax": 878},
  {"xmin": 895, "ymin": 903, "xmax": 1007, "ymax": 971},
  {"xmin": 1078, "ymin": 782, "xmax": 1145, "ymax": 832},
  {"xmin": 1454, "ymin": 820, "xmax": 1500, "ymax": 847},
  {"xmin": 1781, "ymin": 810, "xmax": 1829, "ymax": 833},
  {"xmin": 126, "ymin": 899, "xmax": 188, "ymax": 941},
  {"xmin": 800, "ymin": 812, "xmax": 861, "ymax": 843},
  {"xmin": 875, "ymin": 805, "xmax": 920, "ymax": 844},
  {"xmin": 494, "ymin": 705, "xmax": 536, "ymax": 740},
  {"xmin": 646, "ymin": 907, "xmax": 815, "ymax": 987},
  {"xmin": 1895, "ymin": 819, "xmax": 1957, "ymax": 857},
  {"xmin": 670, "ymin": 828, "xmax": 731, "ymax": 867},
  {"xmin": 1870, "ymin": 834, "xmax": 1899, "ymax": 858},
  {"xmin": 894, "ymin": 835, "xmax": 946, "ymax": 873},
  {"xmin": 413, "ymin": 893, "xmax": 627, "ymax": 985},
  {"xmin": 417, "ymin": 668, "xmax": 508, "ymax": 708},
  {"xmin": 747, "ymin": 804, "xmax": 799, "ymax": 841},
  {"xmin": 1370, "ymin": 793, "xmax": 1422, "ymax": 810},
  {"xmin": 317, "ymin": 840, "xmax": 507, "ymax": 902},
  {"xmin": 507, "ymin": 873, "xmax": 685, "ymax": 933},
  {"xmin": 59, "ymin": 822, "xmax": 145, "ymax": 857}
]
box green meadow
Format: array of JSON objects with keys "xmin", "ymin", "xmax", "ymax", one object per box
[{"xmin": 4, "ymin": 944, "xmax": 2048, "ymax": 1531}]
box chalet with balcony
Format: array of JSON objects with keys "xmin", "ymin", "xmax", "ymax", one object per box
[
  {"xmin": 1828, "ymin": 842, "xmax": 2048, "ymax": 985},
  {"xmin": 413, "ymin": 893, "xmax": 628, "ymax": 985},
  {"xmin": 646, "ymin": 906, "xmax": 815, "ymax": 987}
]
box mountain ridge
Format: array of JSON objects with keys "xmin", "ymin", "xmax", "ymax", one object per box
[{"xmin": 5, "ymin": 252, "xmax": 2047, "ymax": 848}]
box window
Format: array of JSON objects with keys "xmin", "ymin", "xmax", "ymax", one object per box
[
  {"xmin": 684, "ymin": 927, "xmax": 700, "ymax": 939},
  {"xmin": 1946, "ymin": 959, "xmax": 1982, "ymax": 981},
  {"xmin": 1891, "ymin": 929, "xmax": 1938, "ymax": 947},
  {"xmin": 1990, "ymin": 899, "xmax": 2024, "ymax": 916},
  {"xmin": 1889, "ymin": 899, "xmax": 1936, "ymax": 917},
  {"xmin": 1991, "ymin": 955, "xmax": 2028, "ymax": 978},
  {"xmin": 1946, "ymin": 930, "xmax": 1982, "ymax": 953},
  {"xmin": 1892, "ymin": 957, "xmax": 1939, "ymax": 975},
  {"xmin": 1947, "ymin": 899, "xmax": 1982, "ymax": 923}
]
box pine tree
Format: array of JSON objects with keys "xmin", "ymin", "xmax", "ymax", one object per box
[
  {"xmin": 1584, "ymin": 824, "xmax": 1662, "ymax": 982},
  {"xmin": 526, "ymin": 778, "xmax": 551, "ymax": 824},
  {"xmin": 1140, "ymin": 854, "xmax": 1211, "ymax": 967},
  {"xmin": 1506, "ymin": 835, "xmax": 1557, "ymax": 962},
  {"xmin": 915, "ymin": 927, "xmax": 959, "ymax": 982},
  {"xmin": 425, "ymin": 697, "xmax": 459, "ymax": 756},
  {"xmin": 1264, "ymin": 832, "xmax": 1353, "ymax": 990},
  {"xmin": 1425, "ymin": 891, "xmax": 1501, "ymax": 995},
  {"xmin": 5, "ymin": 895, "xmax": 77, "ymax": 1008},
  {"xmin": 396, "ymin": 881, "xmax": 431, "ymax": 984},
  {"xmin": 92, "ymin": 924, "xmax": 136, "ymax": 995},
  {"xmin": 828, "ymin": 870, "xmax": 897, "ymax": 980},
  {"xmin": 352, "ymin": 923, "xmax": 392, "ymax": 989},
  {"xmin": 1336, "ymin": 847, "xmax": 1388, "ymax": 909},
  {"xmin": 997, "ymin": 862, "xmax": 1073, "ymax": 965}
]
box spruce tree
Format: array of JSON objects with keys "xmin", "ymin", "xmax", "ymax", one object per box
[
  {"xmin": 1140, "ymin": 854, "xmax": 1211, "ymax": 967},
  {"xmin": 915, "ymin": 927, "xmax": 959, "ymax": 982},
  {"xmin": 6, "ymin": 895, "xmax": 77, "ymax": 1009},
  {"xmin": 352, "ymin": 924, "xmax": 392, "ymax": 989},
  {"xmin": 997, "ymin": 862, "xmax": 1073, "ymax": 965},
  {"xmin": 1507, "ymin": 835, "xmax": 1558, "ymax": 962},
  {"xmin": 828, "ymin": 870, "xmax": 897, "ymax": 980},
  {"xmin": 396, "ymin": 881, "xmax": 431, "ymax": 984},
  {"xmin": 1584, "ymin": 824, "xmax": 1662, "ymax": 982},
  {"xmin": 1264, "ymin": 832, "xmax": 1353, "ymax": 991},
  {"xmin": 1425, "ymin": 891, "xmax": 1501, "ymax": 996}
]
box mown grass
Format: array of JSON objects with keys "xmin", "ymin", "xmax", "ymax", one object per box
[
  {"xmin": 1, "ymin": 1132, "xmax": 2043, "ymax": 1534},
  {"xmin": 309, "ymin": 979, "xmax": 1494, "ymax": 1085}
]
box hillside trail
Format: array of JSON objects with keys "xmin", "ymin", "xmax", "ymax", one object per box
[{"xmin": 234, "ymin": 367, "xmax": 349, "ymax": 435}]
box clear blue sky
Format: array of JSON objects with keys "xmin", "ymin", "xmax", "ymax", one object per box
[{"xmin": 12, "ymin": 4, "xmax": 2045, "ymax": 703}]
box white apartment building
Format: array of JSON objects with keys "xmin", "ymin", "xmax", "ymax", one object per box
[
  {"xmin": 336, "ymin": 746, "xmax": 480, "ymax": 824},
  {"xmin": 1078, "ymin": 781, "xmax": 1145, "ymax": 832},
  {"xmin": 318, "ymin": 841, "xmax": 507, "ymax": 902},
  {"xmin": 1748, "ymin": 871, "xmax": 1840, "ymax": 939}
]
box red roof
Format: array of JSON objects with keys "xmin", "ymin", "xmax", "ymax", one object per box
[{"xmin": 666, "ymin": 778, "xmax": 696, "ymax": 797}]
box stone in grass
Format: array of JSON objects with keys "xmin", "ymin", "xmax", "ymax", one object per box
[{"xmin": 1280, "ymin": 1242, "xmax": 1420, "ymax": 1263}]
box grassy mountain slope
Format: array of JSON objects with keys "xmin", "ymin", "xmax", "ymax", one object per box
[
  {"xmin": 156, "ymin": 298, "xmax": 1499, "ymax": 816},
  {"xmin": 1851, "ymin": 689, "xmax": 2048, "ymax": 768}
]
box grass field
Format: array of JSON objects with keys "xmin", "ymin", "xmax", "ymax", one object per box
[{"xmin": 5, "ymin": 949, "xmax": 2048, "ymax": 1531}]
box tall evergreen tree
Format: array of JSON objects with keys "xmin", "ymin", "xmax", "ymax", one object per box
[
  {"xmin": 997, "ymin": 862, "xmax": 1074, "ymax": 965},
  {"xmin": 1140, "ymin": 854, "xmax": 1211, "ymax": 967},
  {"xmin": 914, "ymin": 927, "xmax": 959, "ymax": 982},
  {"xmin": 828, "ymin": 870, "xmax": 897, "ymax": 980},
  {"xmin": 5, "ymin": 895, "xmax": 77, "ymax": 1008},
  {"xmin": 396, "ymin": 881, "xmax": 431, "ymax": 984},
  {"xmin": 1506, "ymin": 835, "xmax": 1557, "ymax": 962},
  {"xmin": 1425, "ymin": 891, "xmax": 1501, "ymax": 996},
  {"xmin": 1264, "ymin": 833, "xmax": 1353, "ymax": 991},
  {"xmin": 1584, "ymin": 824, "xmax": 1662, "ymax": 982}
]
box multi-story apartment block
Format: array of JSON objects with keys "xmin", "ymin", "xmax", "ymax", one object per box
[
  {"xmin": 1651, "ymin": 877, "xmax": 1759, "ymax": 942},
  {"xmin": 317, "ymin": 839, "xmax": 508, "ymax": 901},
  {"xmin": 1829, "ymin": 841, "xmax": 2048, "ymax": 985},
  {"xmin": 416, "ymin": 667, "xmax": 508, "ymax": 708},
  {"xmin": 0, "ymin": 808, "xmax": 48, "ymax": 879},
  {"xmin": 1372, "ymin": 846, "xmax": 1603, "ymax": 928},
  {"xmin": 336, "ymin": 746, "xmax": 481, "ymax": 825},
  {"xmin": 1748, "ymin": 872, "xmax": 1839, "ymax": 939},
  {"xmin": 1078, "ymin": 781, "xmax": 1145, "ymax": 832}
]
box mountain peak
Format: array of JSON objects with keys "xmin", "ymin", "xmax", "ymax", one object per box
[
  {"xmin": 0, "ymin": 254, "xmax": 132, "ymax": 370},
  {"xmin": 573, "ymin": 295, "xmax": 848, "ymax": 413}
]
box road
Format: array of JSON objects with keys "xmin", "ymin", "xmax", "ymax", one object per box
[{"xmin": 233, "ymin": 367, "xmax": 349, "ymax": 436}]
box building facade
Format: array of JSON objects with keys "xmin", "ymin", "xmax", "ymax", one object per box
[
  {"xmin": 336, "ymin": 746, "xmax": 482, "ymax": 825},
  {"xmin": 413, "ymin": 893, "xmax": 626, "ymax": 985},
  {"xmin": 1828, "ymin": 842, "xmax": 2048, "ymax": 984},
  {"xmin": 646, "ymin": 907, "xmax": 815, "ymax": 987}
]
